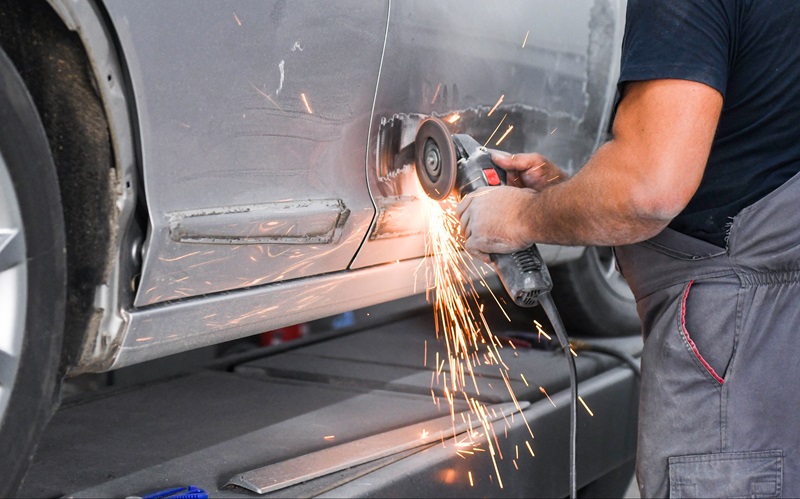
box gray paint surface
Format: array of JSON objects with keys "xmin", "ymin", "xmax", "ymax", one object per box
[{"xmin": 102, "ymin": 1, "xmax": 388, "ymax": 306}]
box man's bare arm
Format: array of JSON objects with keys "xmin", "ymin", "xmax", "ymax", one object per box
[{"xmin": 458, "ymin": 79, "xmax": 724, "ymax": 252}]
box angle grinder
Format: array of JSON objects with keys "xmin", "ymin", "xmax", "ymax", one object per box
[
  {"xmin": 414, "ymin": 117, "xmax": 553, "ymax": 307},
  {"xmin": 415, "ymin": 117, "xmax": 579, "ymax": 498}
]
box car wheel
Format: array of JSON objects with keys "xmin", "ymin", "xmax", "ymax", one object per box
[
  {"xmin": 0, "ymin": 46, "xmax": 66, "ymax": 496},
  {"xmin": 548, "ymin": 246, "xmax": 640, "ymax": 337}
]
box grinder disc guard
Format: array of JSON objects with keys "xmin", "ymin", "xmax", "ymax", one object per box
[{"xmin": 415, "ymin": 118, "xmax": 456, "ymax": 200}]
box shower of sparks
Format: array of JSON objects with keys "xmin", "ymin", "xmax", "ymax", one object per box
[
  {"xmin": 488, "ymin": 94, "xmax": 505, "ymax": 117},
  {"xmin": 233, "ymin": 12, "xmax": 242, "ymax": 26},
  {"xmin": 578, "ymin": 396, "xmax": 594, "ymax": 416},
  {"xmin": 522, "ymin": 30, "xmax": 530, "ymax": 48},
  {"xmin": 301, "ymin": 93, "xmax": 314, "ymax": 114},
  {"xmin": 496, "ymin": 125, "xmax": 514, "ymax": 146},
  {"xmin": 422, "ymin": 196, "xmax": 549, "ymax": 488},
  {"xmin": 483, "ymin": 114, "xmax": 508, "ymax": 148}
]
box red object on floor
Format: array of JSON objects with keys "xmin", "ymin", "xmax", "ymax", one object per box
[{"xmin": 260, "ymin": 324, "xmax": 306, "ymax": 346}]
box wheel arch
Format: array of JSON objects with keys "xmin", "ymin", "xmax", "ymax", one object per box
[{"xmin": 0, "ymin": 0, "xmax": 140, "ymax": 375}]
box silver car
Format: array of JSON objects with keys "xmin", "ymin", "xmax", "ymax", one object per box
[{"xmin": 0, "ymin": 0, "xmax": 635, "ymax": 494}]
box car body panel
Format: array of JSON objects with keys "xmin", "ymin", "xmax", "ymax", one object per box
[
  {"xmin": 50, "ymin": 0, "xmax": 625, "ymax": 371},
  {"xmin": 352, "ymin": 0, "xmax": 623, "ymax": 268},
  {"xmin": 101, "ymin": 0, "xmax": 388, "ymax": 307}
]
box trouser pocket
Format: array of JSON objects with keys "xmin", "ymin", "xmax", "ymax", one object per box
[{"xmin": 668, "ymin": 450, "xmax": 783, "ymax": 498}]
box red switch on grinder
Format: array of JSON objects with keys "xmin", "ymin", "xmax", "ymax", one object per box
[{"xmin": 483, "ymin": 168, "xmax": 501, "ymax": 186}]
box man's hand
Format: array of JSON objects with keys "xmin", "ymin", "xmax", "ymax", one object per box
[
  {"xmin": 490, "ymin": 151, "xmax": 569, "ymax": 191},
  {"xmin": 456, "ymin": 185, "xmax": 538, "ymax": 259}
]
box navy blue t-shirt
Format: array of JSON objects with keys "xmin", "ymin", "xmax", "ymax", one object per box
[{"xmin": 619, "ymin": 0, "xmax": 800, "ymax": 247}]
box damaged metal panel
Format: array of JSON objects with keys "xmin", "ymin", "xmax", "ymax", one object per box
[
  {"xmin": 351, "ymin": 0, "xmax": 625, "ymax": 270},
  {"xmin": 99, "ymin": 1, "xmax": 389, "ymax": 307},
  {"xmin": 168, "ymin": 199, "xmax": 350, "ymax": 245}
]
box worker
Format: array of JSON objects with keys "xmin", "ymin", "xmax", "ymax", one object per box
[{"xmin": 457, "ymin": 1, "xmax": 800, "ymax": 497}]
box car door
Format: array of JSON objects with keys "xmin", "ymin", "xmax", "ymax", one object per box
[
  {"xmin": 351, "ymin": 0, "xmax": 624, "ymax": 268},
  {"xmin": 100, "ymin": 1, "xmax": 389, "ymax": 306}
]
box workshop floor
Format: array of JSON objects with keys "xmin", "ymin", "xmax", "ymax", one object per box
[{"xmin": 22, "ymin": 293, "xmax": 642, "ymax": 498}]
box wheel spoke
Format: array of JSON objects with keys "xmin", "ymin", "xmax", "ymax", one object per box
[{"xmin": 0, "ymin": 230, "xmax": 24, "ymax": 273}]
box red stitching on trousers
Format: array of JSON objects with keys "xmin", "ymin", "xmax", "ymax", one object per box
[{"xmin": 681, "ymin": 280, "xmax": 724, "ymax": 384}]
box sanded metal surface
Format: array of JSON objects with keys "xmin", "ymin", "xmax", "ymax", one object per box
[{"xmin": 227, "ymin": 401, "xmax": 527, "ymax": 494}]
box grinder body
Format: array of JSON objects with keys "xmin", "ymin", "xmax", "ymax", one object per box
[
  {"xmin": 413, "ymin": 116, "xmax": 552, "ymax": 307},
  {"xmin": 451, "ymin": 134, "xmax": 553, "ymax": 307}
]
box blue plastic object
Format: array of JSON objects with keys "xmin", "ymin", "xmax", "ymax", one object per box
[{"xmin": 141, "ymin": 486, "xmax": 208, "ymax": 499}]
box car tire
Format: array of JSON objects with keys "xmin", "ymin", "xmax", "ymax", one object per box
[
  {"xmin": 0, "ymin": 46, "xmax": 66, "ymax": 496},
  {"xmin": 548, "ymin": 246, "xmax": 640, "ymax": 337}
]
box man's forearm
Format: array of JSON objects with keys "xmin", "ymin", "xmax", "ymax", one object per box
[{"xmin": 521, "ymin": 141, "xmax": 673, "ymax": 247}]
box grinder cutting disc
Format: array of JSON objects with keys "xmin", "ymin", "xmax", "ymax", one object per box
[{"xmin": 415, "ymin": 117, "xmax": 457, "ymax": 200}]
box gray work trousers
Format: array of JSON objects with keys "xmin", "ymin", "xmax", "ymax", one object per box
[{"xmin": 615, "ymin": 171, "xmax": 800, "ymax": 498}]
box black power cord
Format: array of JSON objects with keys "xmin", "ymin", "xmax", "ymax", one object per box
[
  {"xmin": 539, "ymin": 293, "xmax": 579, "ymax": 499},
  {"xmin": 571, "ymin": 339, "xmax": 641, "ymax": 379}
]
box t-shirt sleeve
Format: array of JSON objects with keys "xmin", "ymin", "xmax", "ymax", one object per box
[{"xmin": 619, "ymin": 0, "xmax": 733, "ymax": 97}]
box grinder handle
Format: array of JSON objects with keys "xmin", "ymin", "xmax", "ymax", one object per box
[{"xmin": 455, "ymin": 146, "xmax": 553, "ymax": 307}]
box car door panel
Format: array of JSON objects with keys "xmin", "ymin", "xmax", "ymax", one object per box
[{"xmin": 101, "ymin": 0, "xmax": 388, "ymax": 306}]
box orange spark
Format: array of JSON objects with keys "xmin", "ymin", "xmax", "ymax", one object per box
[
  {"xmin": 468, "ymin": 471, "xmax": 474, "ymax": 487},
  {"xmin": 249, "ymin": 82, "xmax": 283, "ymax": 112},
  {"xmin": 521, "ymin": 373, "xmax": 529, "ymax": 386},
  {"xmin": 446, "ymin": 114, "xmax": 461, "ymax": 124},
  {"xmin": 522, "ymin": 30, "xmax": 530, "ymax": 48},
  {"xmin": 159, "ymin": 251, "xmax": 201, "ymax": 262},
  {"xmin": 496, "ymin": 125, "xmax": 514, "ymax": 146},
  {"xmin": 233, "ymin": 12, "xmax": 242, "ymax": 26},
  {"xmin": 431, "ymin": 83, "xmax": 442, "ymax": 105},
  {"xmin": 324, "ymin": 435, "xmax": 335, "ymax": 440},
  {"xmin": 540, "ymin": 386, "xmax": 556, "ymax": 408},
  {"xmin": 488, "ymin": 94, "xmax": 505, "ymax": 117},
  {"xmin": 525, "ymin": 440, "xmax": 535, "ymax": 457},
  {"xmin": 578, "ymin": 396, "xmax": 594, "ymax": 416},
  {"xmin": 301, "ymin": 93, "xmax": 313, "ymax": 114}
]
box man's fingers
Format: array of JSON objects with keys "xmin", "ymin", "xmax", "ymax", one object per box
[
  {"xmin": 455, "ymin": 194, "xmax": 472, "ymax": 219},
  {"xmin": 491, "ymin": 152, "xmax": 548, "ymax": 172}
]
